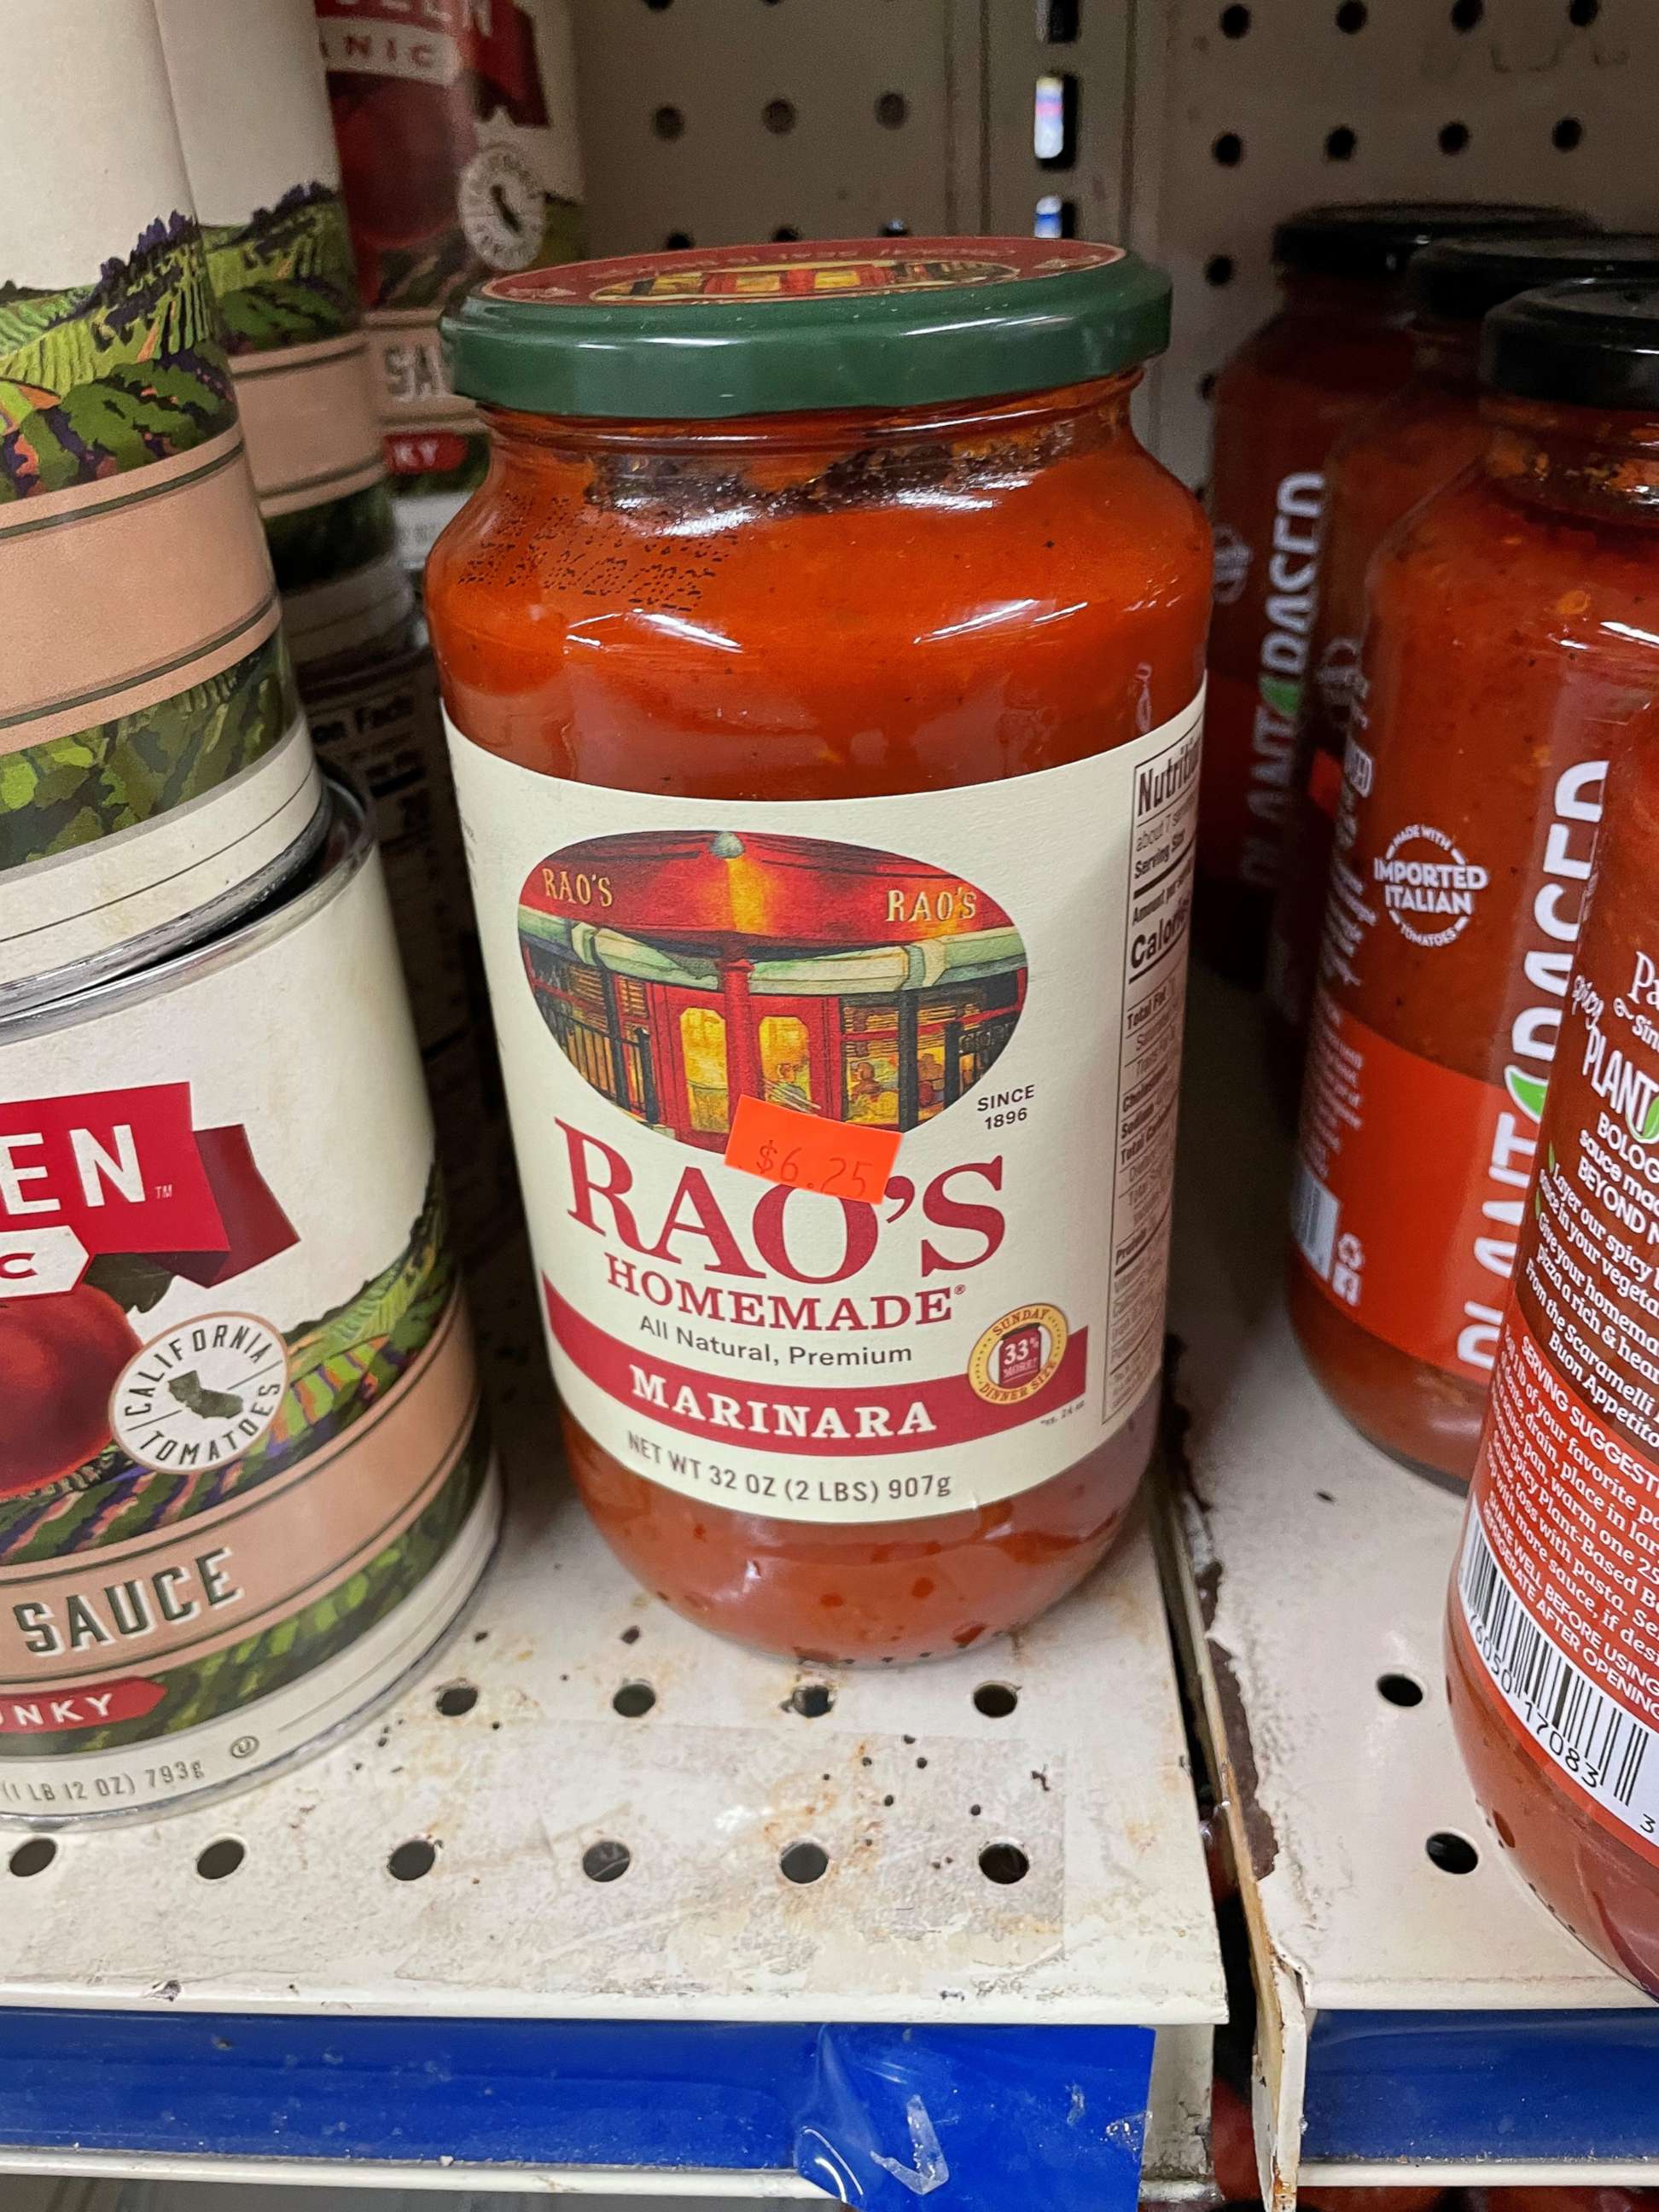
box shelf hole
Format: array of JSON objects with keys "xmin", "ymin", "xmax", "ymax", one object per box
[
  {"xmin": 613, "ymin": 1679, "xmax": 656, "ymax": 1717},
  {"xmin": 1212, "ymin": 131, "xmax": 1243, "ymax": 166},
  {"xmin": 1552, "ymin": 115, "xmax": 1584, "ymax": 150},
  {"xmin": 875, "ymin": 91, "xmax": 909, "ymax": 130},
  {"xmin": 1324, "ymin": 125, "xmax": 1358, "ymax": 160},
  {"xmin": 195, "ymin": 1837, "xmax": 245, "ymax": 1883},
  {"xmin": 1204, "ymin": 254, "xmax": 1235, "ymax": 288},
  {"xmin": 435, "ymin": 1682, "xmax": 477, "ymax": 1717},
  {"xmin": 583, "ymin": 1838, "xmax": 632, "ymax": 1883},
  {"xmin": 880, "ymin": 218, "xmax": 911, "ymax": 236},
  {"xmin": 1377, "ymin": 1671, "xmax": 1425, "ymax": 1708},
  {"xmin": 1034, "ymin": 72, "xmax": 1078, "ymax": 168},
  {"xmin": 664, "ymin": 231, "xmax": 694, "ymax": 250},
  {"xmin": 1220, "ymin": 3, "xmax": 1251, "ymax": 32},
  {"xmin": 979, "ymin": 1841, "xmax": 1031, "ymax": 1885},
  {"xmin": 1042, "ymin": 0, "xmax": 1080, "ymax": 40},
  {"xmin": 1425, "ymin": 1830, "xmax": 1479, "ymax": 1875},
  {"xmin": 1034, "ymin": 195, "xmax": 1076, "ymax": 238},
  {"xmin": 387, "ymin": 1838, "xmax": 437, "ymax": 1883},
  {"xmin": 1336, "ymin": 0, "xmax": 1367, "ymax": 26},
  {"xmin": 763, "ymin": 97, "xmax": 796, "ymax": 135},
  {"xmin": 652, "ymin": 104, "xmax": 685, "ymax": 141},
  {"xmin": 643, "ymin": 0, "xmax": 673, "ymax": 9},
  {"xmin": 1439, "ymin": 119, "xmax": 1470, "ymax": 154},
  {"xmin": 1198, "ymin": 370, "xmax": 1219, "ymax": 401},
  {"xmin": 780, "ymin": 1839, "xmax": 830, "ymax": 1884},
  {"xmin": 1569, "ymin": 0, "xmax": 1598, "ymax": 21},
  {"xmin": 1450, "ymin": 0, "xmax": 1482, "ymax": 25},
  {"xmin": 8, "ymin": 1837, "xmax": 55, "ymax": 1879},
  {"xmin": 973, "ymin": 1681, "xmax": 1019, "ymax": 1718},
  {"xmin": 789, "ymin": 1680, "xmax": 834, "ymax": 1717},
  {"xmin": 771, "ymin": 225, "xmax": 802, "ymax": 242}
]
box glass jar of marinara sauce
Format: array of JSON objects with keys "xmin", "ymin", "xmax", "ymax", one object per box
[
  {"xmin": 1449, "ymin": 643, "xmax": 1659, "ymax": 1998},
  {"xmin": 1266, "ymin": 232, "xmax": 1659, "ymax": 1099},
  {"xmin": 427, "ymin": 239, "xmax": 1209, "ymax": 1662},
  {"xmin": 1291, "ymin": 280, "xmax": 1659, "ymax": 1485},
  {"xmin": 1196, "ymin": 203, "xmax": 1576, "ymax": 985}
]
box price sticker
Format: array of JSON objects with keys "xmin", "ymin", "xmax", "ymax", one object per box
[{"xmin": 723, "ymin": 1096, "xmax": 900, "ymax": 1201}]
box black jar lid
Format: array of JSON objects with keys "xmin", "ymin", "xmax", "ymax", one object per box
[
  {"xmin": 1483, "ymin": 279, "xmax": 1659, "ymax": 410},
  {"xmin": 1412, "ymin": 230, "xmax": 1659, "ymax": 325},
  {"xmin": 1272, "ymin": 202, "xmax": 1587, "ymax": 282}
]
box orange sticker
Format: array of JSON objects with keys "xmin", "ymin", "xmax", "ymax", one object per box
[{"xmin": 723, "ymin": 1096, "xmax": 899, "ymax": 1202}]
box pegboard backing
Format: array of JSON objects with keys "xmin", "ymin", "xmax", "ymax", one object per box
[{"xmin": 1131, "ymin": 0, "xmax": 1659, "ymax": 485}]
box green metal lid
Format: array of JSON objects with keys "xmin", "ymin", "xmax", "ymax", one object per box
[{"xmin": 443, "ymin": 237, "xmax": 1173, "ymax": 420}]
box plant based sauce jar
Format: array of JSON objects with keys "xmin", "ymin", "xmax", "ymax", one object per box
[
  {"xmin": 1268, "ymin": 233, "xmax": 1659, "ymax": 1101},
  {"xmin": 0, "ymin": 778, "xmax": 498, "ymax": 1822},
  {"xmin": 1449, "ymin": 670, "xmax": 1659, "ymax": 1999},
  {"xmin": 1291, "ymin": 282, "xmax": 1659, "ymax": 1484},
  {"xmin": 428, "ymin": 239, "xmax": 1209, "ymax": 1663},
  {"xmin": 0, "ymin": 0, "xmax": 324, "ymax": 1016},
  {"xmin": 1198, "ymin": 203, "xmax": 1581, "ymax": 985},
  {"xmin": 316, "ymin": 0, "xmax": 586, "ymax": 574}
]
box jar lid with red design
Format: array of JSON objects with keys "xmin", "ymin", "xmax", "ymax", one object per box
[{"xmin": 441, "ymin": 236, "xmax": 1171, "ymax": 419}]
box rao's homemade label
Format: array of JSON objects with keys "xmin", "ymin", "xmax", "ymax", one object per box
[
  {"xmin": 0, "ymin": 0, "xmax": 323, "ymax": 1005},
  {"xmin": 0, "ymin": 810, "xmax": 497, "ymax": 1819},
  {"xmin": 450, "ymin": 696, "xmax": 1202, "ymax": 1524}
]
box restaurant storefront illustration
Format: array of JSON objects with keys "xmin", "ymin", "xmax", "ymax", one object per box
[{"xmin": 517, "ymin": 830, "xmax": 1027, "ymax": 1150}]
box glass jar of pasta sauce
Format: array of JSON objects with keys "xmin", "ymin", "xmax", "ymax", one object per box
[
  {"xmin": 1448, "ymin": 663, "xmax": 1659, "ymax": 1998},
  {"xmin": 1198, "ymin": 204, "xmax": 1579, "ymax": 985},
  {"xmin": 1291, "ymin": 281, "xmax": 1659, "ymax": 1484},
  {"xmin": 1268, "ymin": 233, "xmax": 1659, "ymax": 1097},
  {"xmin": 427, "ymin": 239, "xmax": 1209, "ymax": 1662}
]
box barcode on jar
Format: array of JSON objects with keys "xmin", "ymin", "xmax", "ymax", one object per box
[
  {"xmin": 1458, "ymin": 1508, "xmax": 1659, "ymax": 1846},
  {"xmin": 1291, "ymin": 1160, "xmax": 1339, "ymax": 1279}
]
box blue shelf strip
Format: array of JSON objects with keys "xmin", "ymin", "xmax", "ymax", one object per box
[
  {"xmin": 1304, "ymin": 2007, "xmax": 1659, "ymax": 2165},
  {"xmin": 0, "ymin": 2011, "xmax": 1154, "ymax": 2209}
]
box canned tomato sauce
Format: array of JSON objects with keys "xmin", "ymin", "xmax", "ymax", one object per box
[
  {"xmin": 428, "ymin": 239, "xmax": 1208, "ymax": 1664},
  {"xmin": 0, "ymin": 780, "xmax": 498, "ymax": 1822},
  {"xmin": 0, "ymin": 0, "xmax": 323, "ymax": 1015}
]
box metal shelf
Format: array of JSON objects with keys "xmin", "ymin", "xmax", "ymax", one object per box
[
  {"xmin": 0, "ymin": 1271, "xmax": 1222, "ymax": 2195},
  {"xmin": 1165, "ymin": 969, "xmax": 1659, "ymax": 2200}
]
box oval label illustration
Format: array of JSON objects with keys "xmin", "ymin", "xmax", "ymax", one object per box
[{"xmin": 517, "ymin": 830, "xmax": 1028, "ymax": 1150}]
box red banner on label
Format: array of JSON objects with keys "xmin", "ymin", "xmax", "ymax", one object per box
[
  {"xmin": 0, "ymin": 1678, "xmax": 166, "ymax": 1734},
  {"xmin": 724, "ymin": 1096, "xmax": 899, "ymax": 1202},
  {"xmin": 545, "ymin": 1282, "xmax": 1086, "ymax": 1454}
]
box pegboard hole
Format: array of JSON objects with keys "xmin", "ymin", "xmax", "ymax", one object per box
[
  {"xmin": 652, "ymin": 105, "xmax": 685, "ymax": 141},
  {"xmin": 1034, "ymin": 195, "xmax": 1076, "ymax": 238},
  {"xmin": 643, "ymin": 0, "xmax": 673, "ymax": 9},
  {"xmin": 584, "ymin": 1838, "xmax": 632, "ymax": 1883},
  {"xmin": 435, "ymin": 1682, "xmax": 478, "ymax": 1717},
  {"xmin": 1212, "ymin": 131, "xmax": 1243, "ymax": 166},
  {"xmin": 1552, "ymin": 115, "xmax": 1584, "ymax": 151},
  {"xmin": 1220, "ymin": 3, "xmax": 1251, "ymax": 32},
  {"xmin": 1568, "ymin": 0, "xmax": 1598, "ymax": 21},
  {"xmin": 1450, "ymin": 0, "xmax": 1482, "ymax": 26},
  {"xmin": 1336, "ymin": 0, "xmax": 1367, "ymax": 27},
  {"xmin": 880, "ymin": 219, "xmax": 911, "ymax": 236},
  {"xmin": 195, "ymin": 1837, "xmax": 245, "ymax": 1883},
  {"xmin": 1377, "ymin": 1672, "xmax": 1426, "ymax": 1708},
  {"xmin": 772, "ymin": 225, "xmax": 802, "ymax": 242},
  {"xmin": 789, "ymin": 1680, "xmax": 835, "ymax": 1718},
  {"xmin": 973, "ymin": 1681, "xmax": 1020, "ymax": 1718},
  {"xmin": 1439, "ymin": 119, "xmax": 1470, "ymax": 154},
  {"xmin": 8, "ymin": 1837, "xmax": 55, "ymax": 1878},
  {"xmin": 1044, "ymin": 0, "xmax": 1080, "ymax": 40},
  {"xmin": 664, "ymin": 231, "xmax": 694, "ymax": 250},
  {"xmin": 1034, "ymin": 73, "xmax": 1077, "ymax": 169},
  {"xmin": 979, "ymin": 1841, "xmax": 1031, "ymax": 1885},
  {"xmin": 1205, "ymin": 255, "xmax": 1235, "ymax": 288},
  {"xmin": 1425, "ymin": 1830, "xmax": 1480, "ymax": 1875},
  {"xmin": 1325, "ymin": 125, "xmax": 1358, "ymax": 161},
  {"xmin": 780, "ymin": 1839, "xmax": 830, "ymax": 1884},
  {"xmin": 875, "ymin": 91, "xmax": 909, "ymax": 130},
  {"xmin": 387, "ymin": 1838, "xmax": 437, "ymax": 1883},
  {"xmin": 613, "ymin": 1679, "xmax": 657, "ymax": 1717},
  {"xmin": 763, "ymin": 97, "xmax": 797, "ymax": 135}
]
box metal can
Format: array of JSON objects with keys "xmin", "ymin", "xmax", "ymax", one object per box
[
  {"xmin": 0, "ymin": 0, "xmax": 324, "ymax": 1016},
  {"xmin": 0, "ymin": 778, "xmax": 499, "ymax": 1824}
]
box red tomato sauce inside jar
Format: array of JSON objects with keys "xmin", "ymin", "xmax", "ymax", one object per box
[{"xmin": 427, "ymin": 239, "xmax": 1209, "ymax": 1661}]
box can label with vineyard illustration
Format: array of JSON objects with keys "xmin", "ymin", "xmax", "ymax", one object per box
[
  {"xmin": 316, "ymin": 0, "xmax": 585, "ymax": 568},
  {"xmin": 0, "ymin": 0, "xmax": 324, "ymax": 1014},
  {"xmin": 0, "ymin": 781, "xmax": 498, "ymax": 1821},
  {"xmin": 156, "ymin": 0, "xmax": 398, "ymax": 611}
]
